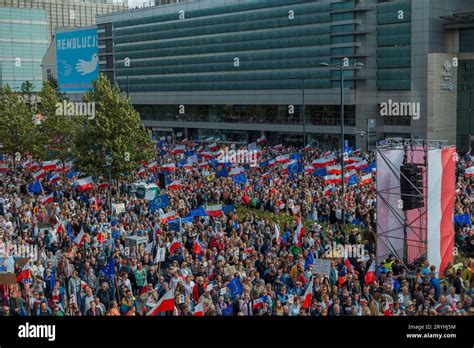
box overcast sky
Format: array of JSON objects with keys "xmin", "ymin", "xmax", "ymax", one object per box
[{"xmin": 128, "ymin": 0, "xmax": 153, "ymax": 8}]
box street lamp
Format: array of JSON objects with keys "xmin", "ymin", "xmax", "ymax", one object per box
[
  {"xmin": 105, "ymin": 155, "xmax": 113, "ymax": 218},
  {"xmin": 319, "ymin": 60, "xmax": 363, "ymax": 227}
]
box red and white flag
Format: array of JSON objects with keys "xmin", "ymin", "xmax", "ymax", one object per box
[
  {"xmin": 161, "ymin": 163, "xmax": 176, "ymax": 173},
  {"xmin": 16, "ymin": 262, "xmax": 31, "ymax": 283},
  {"xmin": 273, "ymin": 144, "xmax": 283, "ymax": 151},
  {"xmin": 48, "ymin": 173, "xmax": 61, "ymax": 184},
  {"xmin": 148, "ymin": 161, "xmax": 159, "ymax": 171},
  {"xmin": 33, "ymin": 170, "xmax": 47, "ymax": 180},
  {"xmin": 326, "ymin": 165, "xmax": 342, "ymax": 175},
  {"xmin": 41, "ymin": 160, "xmax": 58, "ymax": 171},
  {"xmin": 160, "ymin": 211, "xmax": 176, "ymax": 224},
  {"xmin": 256, "ymin": 135, "xmax": 267, "ymax": 144},
  {"xmin": 167, "ymin": 180, "xmax": 183, "ymax": 190},
  {"xmin": 293, "ymin": 216, "xmax": 305, "ymax": 247},
  {"xmin": 346, "ymin": 156, "xmax": 362, "ymax": 164},
  {"xmin": 0, "ymin": 163, "xmax": 8, "ymax": 172},
  {"xmin": 304, "ymin": 165, "xmax": 314, "ymax": 173},
  {"xmin": 193, "ymin": 302, "xmax": 204, "ymax": 316},
  {"xmin": 361, "ymin": 173, "xmax": 373, "ymax": 185},
  {"xmin": 427, "ymin": 147, "xmax": 456, "ymax": 275},
  {"xmin": 171, "ymin": 145, "xmax": 186, "ymax": 155},
  {"xmin": 275, "ymin": 154, "xmax": 290, "ymax": 163},
  {"xmin": 73, "ymin": 228, "xmax": 86, "ymax": 245},
  {"xmin": 146, "ymin": 290, "xmax": 175, "ymax": 316},
  {"xmin": 75, "ymin": 177, "xmax": 94, "ymax": 191},
  {"xmin": 352, "ymin": 148, "xmax": 361, "ymax": 157},
  {"xmin": 324, "ymin": 174, "xmax": 341, "ymax": 185},
  {"xmin": 253, "ymin": 297, "xmax": 266, "ymax": 310},
  {"xmin": 208, "ymin": 143, "xmax": 218, "ymax": 152},
  {"xmin": 206, "ymin": 204, "xmax": 223, "ymax": 217},
  {"xmin": 41, "ymin": 192, "xmax": 54, "ymax": 206},
  {"xmin": 302, "ymin": 278, "xmax": 313, "ymax": 308},
  {"xmin": 466, "ymin": 166, "xmax": 474, "ymax": 177},
  {"xmin": 312, "ymin": 156, "xmax": 335, "ymax": 168},
  {"xmin": 355, "ymin": 160, "xmax": 368, "ymax": 170},
  {"xmin": 274, "ymin": 223, "xmax": 281, "ymax": 244},
  {"xmin": 365, "ymin": 260, "xmax": 376, "ymax": 284}
]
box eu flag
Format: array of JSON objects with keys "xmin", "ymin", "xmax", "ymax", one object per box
[
  {"xmin": 100, "ymin": 258, "xmax": 115, "ymax": 278},
  {"xmin": 287, "ymin": 161, "xmax": 302, "ymax": 175},
  {"xmin": 28, "ymin": 181, "xmax": 42, "ymax": 193},
  {"xmin": 290, "ymin": 153, "xmax": 302, "ymax": 160},
  {"xmin": 215, "ymin": 168, "xmax": 228, "ymax": 178},
  {"xmin": 189, "ymin": 206, "xmax": 208, "ymax": 217},
  {"xmin": 305, "ymin": 252, "xmax": 314, "ymax": 271},
  {"xmin": 223, "ymin": 204, "xmax": 235, "ymax": 214},
  {"xmin": 313, "ymin": 168, "xmax": 327, "ymax": 177},
  {"xmin": 232, "ymin": 173, "xmax": 247, "ymax": 185},
  {"xmin": 149, "ymin": 194, "xmax": 169, "ymax": 213},
  {"xmin": 227, "ymin": 276, "xmax": 243, "ymax": 298}
]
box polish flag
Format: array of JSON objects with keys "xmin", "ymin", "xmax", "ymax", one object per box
[
  {"xmin": 167, "ymin": 180, "xmax": 183, "ymax": 190},
  {"xmin": 41, "ymin": 160, "xmax": 58, "ymax": 171},
  {"xmin": 97, "ymin": 182, "xmax": 109, "ymax": 189},
  {"xmin": 466, "ymin": 166, "xmax": 474, "ymax": 177},
  {"xmin": 73, "ymin": 228, "xmax": 86, "ymax": 245},
  {"xmin": 33, "ymin": 170, "xmax": 47, "ymax": 180},
  {"xmin": 0, "ymin": 163, "xmax": 8, "ymax": 172},
  {"xmin": 171, "ymin": 145, "xmax": 186, "ymax": 155},
  {"xmin": 28, "ymin": 162, "xmax": 39, "ymax": 171},
  {"xmin": 193, "ymin": 302, "xmax": 204, "ymax": 316},
  {"xmin": 312, "ymin": 156, "xmax": 335, "ymax": 168},
  {"xmin": 161, "ymin": 163, "xmax": 176, "ymax": 173},
  {"xmin": 346, "ymin": 156, "xmax": 362, "ymax": 164},
  {"xmin": 267, "ymin": 159, "xmax": 276, "ymax": 167},
  {"xmin": 168, "ymin": 239, "xmax": 181, "ymax": 253},
  {"xmin": 302, "ymin": 278, "xmax": 313, "ymax": 308},
  {"xmin": 273, "ymin": 144, "xmax": 283, "ymax": 151},
  {"xmin": 352, "ymin": 148, "xmax": 361, "ymax": 157},
  {"xmin": 160, "ymin": 211, "xmax": 176, "ymax": 224},
  {"xmin": 228, "ymin": 167, "xmax": 244, "ymax": 177},
  {"xmin": 326, "ymin": 165, "xmax": 342, "ymax": 175},
  {"xmin": 198, "ymin": 162, "xmax": 210, "ymax": 169},
  {"xmin": 293, "ymin": 216, "xmax": 305, "ymax": 247},
  {"xmin": 41, "ymin": 192, "xmax": 54, "ymax": 205},
  {"xmin": 365, "ymin": 260, "xmax": 376, "ymax": 284},
  {"xmin": 355, "ymin": 160, "xmax": 368, "ymax": 170},
  {"xmin": 148, "ymin": 161, "xmax": 159, "ymax": 171},
  {"xmin": 146, "ymin": 289, "xmax": 175, "ymax": 316},
  {"xmin": 361, "ymin": 173, "xmax": 373, "ymax": 185},
  {"xmin": 16, "ymin": 262, "xmax": 32, "ymax": 283},
  {"xmin": 256, "ymin": 135, "xmax": 267, "ymax": 144},
  {"xmin": 75, "ymin": 177, "xmax": 94, "ymax": 191},
  {"xmin": 304, "ymin": 144, "xmax": 313, "ymax": 151},
  {"xmin": 427, "ymin": 147, "xmax": 456, "ymax": 275},
  {"xmin": 323, "ymin": 186, "xmax": 332, "ymax": 196},
  {"xmin": 324, "ymin": 174, "xmax": 341, "ymax": 185},
  {"xmin": 200, "ymin": 151, "xmax": 214, "ymax": 159},
  {"xmin": 208, "ymin": 143, "xmax": 218, "ymax": 152},
  {"xmin": 206, "ymin": 204, "xmax": 223, "ymax": 217},
  {"xmin": 253, "ymin": 297, "xmax": 266, "ymax": 310},
  {"xmin": 304, "ymin": 165, "xmax": 314, "ymax": 173},
  {"xmin": 193, "ymin": 238, "xmax": 202, "ymax": 255},
  {"xmin": 275, "ymin": 154, "xmax": 290, "ymax": 163},
  {"xmin": 344, "ymin": 250, "xmax": 351, "ymax": 269},
  {"xmin": 136, "ymin": 167, "xmax": 146, "ymax": 176},
  {"xmin": 48, "ymin": 173, "xmax": 61, "ymax": 184}
]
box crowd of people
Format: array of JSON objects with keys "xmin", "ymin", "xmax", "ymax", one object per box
[{"xmin": 0, "ymin": 138, "xmax": 472, "ymax": 316}]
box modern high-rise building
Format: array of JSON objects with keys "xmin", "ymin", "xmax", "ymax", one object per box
[
  {"xmin": 97, "ymin": 0, "xmax": 474, "ymax": 151},
  {"xmin": 0, "ymin": 7, "xmax": 48, "ymax": 91},
  {"xmin": 0, "ymin": 0, "xmax": 128, "ymax": 40}
]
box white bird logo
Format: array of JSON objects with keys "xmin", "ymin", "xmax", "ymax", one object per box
[{"xmin": 75, "ymin": 53, "xmax": 99, "ymax": 76}]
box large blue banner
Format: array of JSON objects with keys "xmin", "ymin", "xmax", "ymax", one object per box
[{"xmin": 56, "ymin": 28, "xmax": 99, "ymax": 92}]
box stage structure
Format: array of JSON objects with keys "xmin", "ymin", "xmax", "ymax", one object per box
[{"xmin": 376, "ymin": 138, "xmax": 456, "ymax": 274}]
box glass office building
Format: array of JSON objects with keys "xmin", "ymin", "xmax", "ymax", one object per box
[
  {"xmin": 97, "ymin": 0, "xmax": 474, "ymax": 150},
  {"xmin": 0, "ymin": 0, "xmax": 128, "ymax": 41},
  {"xmin": 0, "ymin": 7, "xmax": 48, "ymax": 91}
]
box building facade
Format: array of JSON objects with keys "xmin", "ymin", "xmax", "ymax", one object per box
[
  {"xmin": 0, "ymin": 7, "xmax": 48, "ymax": 91},
  {"xmin": 0, "ymin": 0, "xmax": 128, "ymax": 41},
  {"xmin": 97, "ymin": 0, "xmax": 474, "ymax": 151}
]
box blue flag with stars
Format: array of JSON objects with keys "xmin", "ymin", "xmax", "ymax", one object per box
[
  {"xmin": 227, "ymin": 276, "xmax": 243, "ymax": 298},
  {"xmin": 101, "ymin": 258, "xmax": 115, "ymax": 278}
]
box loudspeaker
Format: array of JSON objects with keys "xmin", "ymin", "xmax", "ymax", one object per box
[
  {"xmin": 400, "ymin": 164, "xmax": 424, "ymax": 211},
  {"xmin": 158, "ymin": 173, "xmax": 166, "ymax": 189}
]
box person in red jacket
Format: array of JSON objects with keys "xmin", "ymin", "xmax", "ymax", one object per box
[{"xmin": 192, "ymin": 276, "xmax": 205, "ymax": 304}]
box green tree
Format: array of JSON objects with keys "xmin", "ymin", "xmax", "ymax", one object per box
[
  {"xmin": 20, "ymin": 80, "xmax": 36, "ymax": 113},
  {"xmin": 35, "ymin": 81, "xmax": 78, "ymax": 167},
  {"xmin": 74, "ymin": 74, "xmax": 156, "ymax": 178},
  {"xmin": 0, "ymin": 86, "xmax": 41, "ymax": 156}
]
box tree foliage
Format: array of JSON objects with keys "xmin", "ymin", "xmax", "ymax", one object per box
[{"xmin": 74, "ymin": 74, "xmax": 156, "ymax": 178}]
